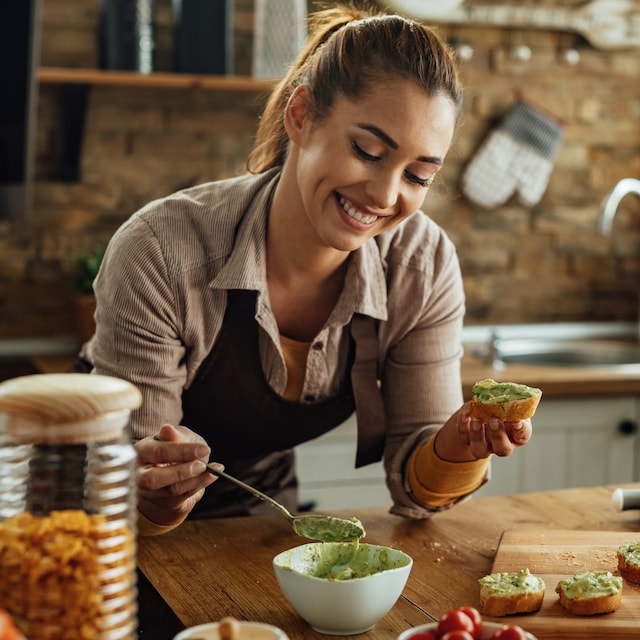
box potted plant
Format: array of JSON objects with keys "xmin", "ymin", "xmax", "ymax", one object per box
[{"xmin": 72, "ymin": 245, "xmax": 105, "ymax": 343}]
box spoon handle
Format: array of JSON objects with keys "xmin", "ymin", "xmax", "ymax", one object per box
[{"xmin": 206, "ymin": 464, "xmax": 294, "ymax": 521}]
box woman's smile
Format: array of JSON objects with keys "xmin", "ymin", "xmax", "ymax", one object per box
[{"xmin": 338, "ymin": 195, "xmax": 380, "ymax": 226}]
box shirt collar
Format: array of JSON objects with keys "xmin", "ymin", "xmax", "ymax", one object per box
[
  {"xmin": 210, "ymin": 168, "xmax": 389, "ymax": 323},
  {"xmin": 209, "ymin": 169, "xmax": 279, "ymax": 292}
]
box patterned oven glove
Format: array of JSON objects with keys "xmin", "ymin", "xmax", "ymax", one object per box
[{"xmin": 461, "ymin": 100, "xmax": 564, "ymax": 209}]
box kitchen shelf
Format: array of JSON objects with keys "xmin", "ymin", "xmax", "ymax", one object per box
[
  {"xmin": 37, "ymin": 67, "xmax": 276, "ymax": 93},
  {"xmin": 36, "ymin": 67, "xmax": 276, "ymax": 182}
]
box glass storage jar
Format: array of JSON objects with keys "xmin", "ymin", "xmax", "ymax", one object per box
[{"xmin": 0, "ymin": 373, "xmax": 142, "ymax": 640}]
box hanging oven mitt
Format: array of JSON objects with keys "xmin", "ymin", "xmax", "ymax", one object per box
[{"xmin": 461, "ymin": 99, "xmax": 564, "ymax": 208}]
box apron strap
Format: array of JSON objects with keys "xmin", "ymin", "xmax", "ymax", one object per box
[{"xmin": 350, "ymin": 314, "xmax": 386, "ymax": 467}]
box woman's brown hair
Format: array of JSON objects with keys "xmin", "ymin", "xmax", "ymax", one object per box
[{"xmin": 246, "ymin": 3, "xmax": 462, "ymax": 174}]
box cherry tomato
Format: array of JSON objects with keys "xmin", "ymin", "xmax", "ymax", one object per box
[
  {"xmin": 490, "ymin": 624, "xmax": 529, "ymax": 640},
  {"xmin": 456, "ymin": 606, "xmax": 483, "ymax": 638},
  {"xmin": 437, "ymin": 610, "xmax": 475, "ymax": 636},
  {"xmin": 441, "ymin": 632, "xmax": 475, "ymax": 640}
]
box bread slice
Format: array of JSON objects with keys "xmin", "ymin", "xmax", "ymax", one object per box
[
  {"xmin": 469, "ymin": 378, "xmax": 542, "ymax": 422},
  {"xmin": 617, "ymin": 540, "xmax": 640, "ymax": 584},
  {"xmin": 555, "ymin": 571, "xmax": 623, "ymax": 615},
  {"xmin": 478, "ymin": 568, "xmax": 545, "ymax": 617}
]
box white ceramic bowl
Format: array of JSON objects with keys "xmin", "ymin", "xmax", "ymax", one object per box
[
  {"xmin": 173, "ymin": 621, "xmax": 289, "ymax": 640},
  {"xmin": 398, "ymin": 621, "xmax": 538, "ymax": 640},
  {"xmin": 273, "ymin": 542, "xmax": 413, "ymax": 636}
]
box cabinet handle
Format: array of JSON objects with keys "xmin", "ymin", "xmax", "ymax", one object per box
[{"xmin": 618, "ymin": 419, "xmax": 638, "ymax": 436}]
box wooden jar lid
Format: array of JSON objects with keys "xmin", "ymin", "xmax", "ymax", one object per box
[{"xmin": 0, "ymin": 373, "xmax": 142, "ymax": 443}]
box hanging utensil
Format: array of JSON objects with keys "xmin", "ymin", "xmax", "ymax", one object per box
[{"xmin": 383, "ymin": 0, "xmax": 640, "ymax": 50}]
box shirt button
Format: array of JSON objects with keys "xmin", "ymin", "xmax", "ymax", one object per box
[
  {"xmin": 312, "ymin": 341, "xmax": 324, "ymax": 351},
  {"xmin": 304, "ymin": 394, "xmax": 315, "ymax": 402}
]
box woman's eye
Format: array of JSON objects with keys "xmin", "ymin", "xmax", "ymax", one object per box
[
  {"xmin": 352, "ymin": 141, "xmax": 380, "ymax": 162},
  {"xmin": 405, "ymin": 172, "xmax": 433, "ymax": 188}
]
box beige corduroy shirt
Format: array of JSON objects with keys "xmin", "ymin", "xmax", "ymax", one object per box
[{"xmin": 86, "ymin": 168, "xmax": 481, "ymax": 519}]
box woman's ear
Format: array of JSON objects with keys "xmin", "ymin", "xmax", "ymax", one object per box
[{"xmin": 284, "ymin": 84, "xmax": 313, "ymax": 144}]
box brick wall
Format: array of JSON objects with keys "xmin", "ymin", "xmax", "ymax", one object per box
[{"xmin": 1, "ymin": 0, "xmax": 639, "ymax": 339}]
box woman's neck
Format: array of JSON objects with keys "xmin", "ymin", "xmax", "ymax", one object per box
[{"xmin": 266, "ymin": 178, "xmax": 350, "ymax": 341}]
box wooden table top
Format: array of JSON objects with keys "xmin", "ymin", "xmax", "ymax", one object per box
[{"xmin": 137, "ymin": 484, "xmax": 640, "ymax": 640}]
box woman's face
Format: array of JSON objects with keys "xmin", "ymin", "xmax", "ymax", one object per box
[{"xmin": 285, "ymin": 78, "xmax": 457, "ymax": 253}]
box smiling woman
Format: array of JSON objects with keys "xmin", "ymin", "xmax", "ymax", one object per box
[{"xmin": 74, "ymin": 3, "xmax": 534, "ymax": 537}]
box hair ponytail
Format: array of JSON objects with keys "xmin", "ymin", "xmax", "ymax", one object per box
[{"xmin": 246, "ymin": 3, "xmax": 462, "ymax": 174}]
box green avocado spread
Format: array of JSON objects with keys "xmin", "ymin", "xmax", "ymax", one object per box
[
  {"xmin": 292, "ymin": 516, "xmax": 365, "ymax": 543},
  {"xmin": 619, "ymin": 540, "xmax": 640, "ymax": 563},
  {"xmin": 555, "ymin": 571, "xmax": 622, "ymax": 599},
  {"xmin": 478, "ymin": 568, "xmax": 545, "ymax": 595},
  {"xmin": 472, "ymin": 378, "xmax": 541, "ymax": 404},
  {"xmin": 299, "ymin": 542, "xmax": 409, "ymax": 581}
]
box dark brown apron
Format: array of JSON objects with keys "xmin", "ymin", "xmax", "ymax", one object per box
[
  {"xmin": 182, "ymin": 289, "xmax": 358, "ymax": 518},
  {"xmin": 71, "ymin": 288, "xmax": 387, "ymax": 518}
]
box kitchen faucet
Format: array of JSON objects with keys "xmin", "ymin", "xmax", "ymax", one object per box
[
  {"xmin": 597, "ymin": 177, "xmax": 640, "ymax": 343},
  {"xmin": 597, "ymin": 178, "xmax": 640, "ymax": 235}
]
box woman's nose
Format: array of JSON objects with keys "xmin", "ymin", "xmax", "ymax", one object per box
[{"xmin": 365, "ymin": 172, "xmax": 401, "ymax": 210}]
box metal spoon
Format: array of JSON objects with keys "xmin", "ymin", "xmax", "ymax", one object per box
[{"xmin": 207, "ymin": 464, "xmax": 365, "ymax": 542}]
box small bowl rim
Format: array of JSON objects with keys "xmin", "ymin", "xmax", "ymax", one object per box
[
  {"xmin": 173, "ymin": 621, "xmax": 289, "ymax": 640},
  {"xmin": 273, "ymin": 541, "xmax": 413, "ymax": 582}
]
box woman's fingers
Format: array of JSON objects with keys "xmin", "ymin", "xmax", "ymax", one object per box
[
  {"xmin": 136, "ymin": 425, "xmax": 211, "ymax": 466},
  {"xmin": 463, "ymin": 415, "xmax": 532, "ymax": 458},
  {"xmin": 138, "ymin": 459, "xmax": 208, "ymax": 491},
  {"xmin": 467, "ymin": 417, "xmax": 493, "ymax": 458}
]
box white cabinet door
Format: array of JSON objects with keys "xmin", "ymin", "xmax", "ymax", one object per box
[
  {"xmin": 477, "ymin": 397, "xmax": 639, "ymax": 497},
  {"xmin": 295, "ymin": 414, "xmax": 389, "ymax": 510},
  {"xmin": 296, "ymin": 397, "xmax": 640, "ymax": 506}
]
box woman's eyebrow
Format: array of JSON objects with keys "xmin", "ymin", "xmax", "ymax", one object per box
[{"xmin": 357, "ymin": 123, "xmax": 444, "ymax": 166}]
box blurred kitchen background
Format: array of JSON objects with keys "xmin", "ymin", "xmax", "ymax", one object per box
[{"xmin": 2, "ymin": 0, "xmax": 639, "ymax": 343}]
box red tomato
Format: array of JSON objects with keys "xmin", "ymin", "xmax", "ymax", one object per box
[
  {"xmin": 437, "ymin": 610, "xmax": 475, "ymax": 636},
  {"xmin": 441, "ymin": 632, "xmax": 475, "ymax": 640},
  {"xmin": 456, "ymin": 607, "xmax": 483, "ymax": 638},
  {"xmin": 489, "ymin": 625, "xmax": 529, "ymax": 640}
]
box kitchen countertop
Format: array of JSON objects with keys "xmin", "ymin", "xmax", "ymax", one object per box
[
  {"xmin": 460, "ymin": 351, "xmax": 640, "ymax": 398},
  {"xmin": 460, "ymin": 320, "xmax": 640, "ymax": 398},
  {"xmin": 136, "ymin": 483, "xmax": 640, "ymax": 639}
]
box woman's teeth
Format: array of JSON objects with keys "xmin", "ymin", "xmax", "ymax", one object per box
[{"xmin": 339, "ymin": 196, "xmax": 378, "ymax": 225}]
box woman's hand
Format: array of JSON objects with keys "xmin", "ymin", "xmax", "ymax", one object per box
[
  {"xmin": 135, "ymin": 423, "xmax": 217, "ymax": 527},
  {"xmin": 434, "ymin": 402, "xmax": 533, "ymax": 462}
]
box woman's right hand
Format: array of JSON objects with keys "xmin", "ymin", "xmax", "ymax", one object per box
[{"xmin": 135, "ymin": 423, "xmax": 218, "ymax": 527}]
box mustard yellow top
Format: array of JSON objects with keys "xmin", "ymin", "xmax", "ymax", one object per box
[
  {"xmin": 279, "ymin": 335, "xmax": 311, "ymax": 401},
  {"xmin": 408, "ymin": 436, "xmax": 489, "ymax": 507}
]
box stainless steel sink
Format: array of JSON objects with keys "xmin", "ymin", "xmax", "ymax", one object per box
[{"xmin": 493, "ymin": 338, "xmax": 640, "ymax": 369}]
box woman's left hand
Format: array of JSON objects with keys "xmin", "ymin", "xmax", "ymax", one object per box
[{"xmin": 435, "ymin": 402, "xmax": 533, "ymax": 462}]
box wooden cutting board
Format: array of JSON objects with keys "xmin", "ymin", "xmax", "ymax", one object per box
[{"xmin": 489, "ymin": 529, "xmax": 640, "ymax": 639}]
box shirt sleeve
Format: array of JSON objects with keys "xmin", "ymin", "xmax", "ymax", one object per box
[
  {"xmin": 407, "ymin": 436, "xmax": 489, "ymax": 507},
  {"xmin": 376, "ymin": 213, "xmax": 477, "ymax": 518},
  {"xmin": 89, "ymin": 215, "xmax": 187, "ymax": 440}
]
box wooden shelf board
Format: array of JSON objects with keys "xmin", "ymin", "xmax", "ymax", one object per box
[{"xmin": 37, "ymin": 67, "xmax": 276, "ymax": 93}]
